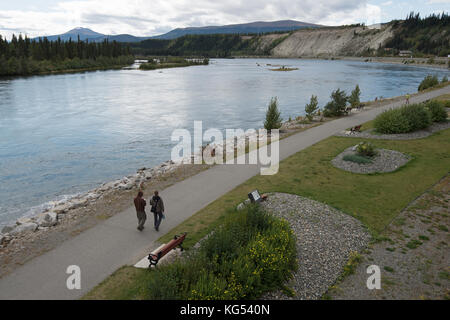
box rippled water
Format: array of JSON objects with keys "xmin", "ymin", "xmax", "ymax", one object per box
[{"xmin": 0, "ymin": 58, "xmax": 448, "ymax": 226}]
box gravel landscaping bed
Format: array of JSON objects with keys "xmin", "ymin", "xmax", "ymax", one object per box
[
  {"xmin": 329, "ymin": 175, "xmax": 450, "ymax": 300},
  {"xmin": 332, "ymin": 147, "xmax": 411, "ymax": 174},
  {"xmin": 335, "ymin": 121, "xmax": 450, "ymax": 140},
  {"xmin": 259, "ymin": 193, "xmax": 371, "ymax": 300}
]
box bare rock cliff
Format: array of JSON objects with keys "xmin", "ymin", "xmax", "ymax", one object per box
[{"xmin": 269, "ymin": 25, "xmax": 394, "ymax": 57}]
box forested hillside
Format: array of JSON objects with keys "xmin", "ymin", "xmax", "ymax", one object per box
[
  {"xmin": 384, "ymin": 12, "xmax": 450, "ymax": 56},
  {"xmin": 130, "ymin": 33, "xmax": 265, "ymax": 57}
]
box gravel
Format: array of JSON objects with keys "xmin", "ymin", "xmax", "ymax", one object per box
[
  {"xmin": 332, "ymin": 147, "xmax": 411, "ymax": 174},
  {"xmin": 259, "ymin": 193, "xmax": 371, "ymax": 300},
  {"xmin": 335, "ymin": 121, "xmax": 450, "ymax": 140}
]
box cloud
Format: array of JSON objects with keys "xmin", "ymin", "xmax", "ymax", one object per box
[
  {"xmin": 0, "ymin": 0, "xmax": 382, "ymax": 39},
  {"xmin": 426, "ymin": 0, "xmax": 450, "ymax": 3}
]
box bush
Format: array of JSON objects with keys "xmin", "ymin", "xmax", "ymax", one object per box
[
  {"xmin": 418, "ymin": 75, "xmax": 439, "ymax": 91},
  {"xmin": 374, "ymin": 103, "xmax": 432, "ymax": 134},
  {"xmin": 324, "ymin": 89, "xmax": 348, "ymax": 116},
  {"xmin": 356, "ymin": 142, "xmax": 377, "ymax": 157},
  {"xmin": 343, "ymin": 154, "xmax": 373, "ymax": 164},
  {"xmin": 146, "ymin": 205, "xmax": 297, "ymax": 300},
  {"xmin": 264, "ymin": 97, "xmax": 283, "ymax": 132},
  {"xmin": 405, "ymin": 103, "xmax": 433, "ymax": 131},
  {"xmin": 425, "ymin": 100, "xmax": 448, "ymax": 122}
]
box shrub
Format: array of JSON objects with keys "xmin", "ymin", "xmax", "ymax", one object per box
[
  {"xmin": 374, "ymin": 103, "xmax": 432, "ymax": 134},
  {"xmin": 418, "ymin": 75, "xmax": 439, "ymax": 91},
  {"xmin": 374, "ymin": 108, "xmax": 411, "ymax": 133},
  {"xmin": 442, "ymin": 75, "xmax": 448, "ymax": 83},
  {"xmin": 324, "ymin": 89, "xmax": 348, "ymax": 116},
  {"xmin": 305, "ymin": 95, "xmax": 319, "ymax": 121},
  {"xmin": 405, "ymin": 103, "xmax": 433, "ymax": 131},
  {"xmin": 425, "ymin": 100, "xmax": 448, "ymax": 122},
  {"xmin": 146, "ymin": 205, "xmax": 297, "ymax": 300},
  {"xmin": 264, "ymin": 97, "xmax": 283, "ymax": 132},
  {"xmin": 343, "ymin": 154, "xmax": 373, "ymax": 164},
  {"xmin": 356, "ymin": 142, "xmax": 377, "ymax": 157}
]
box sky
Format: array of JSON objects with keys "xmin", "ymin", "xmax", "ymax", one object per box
[{"xmin": 0, "ymin": 0, "xmax": 449, "ymax": 39}]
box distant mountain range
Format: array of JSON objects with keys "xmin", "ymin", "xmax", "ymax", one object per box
[
  {"xmin": 33, "ymin": 20, "xmax": 322, "ymax": 42},
  {"xmin": 32, "ymin": 27, "xmax": 150, "ymax": 42},
  {"xmin": 151, "ymin": 20, "xmax": 322, "ymax": 39}
]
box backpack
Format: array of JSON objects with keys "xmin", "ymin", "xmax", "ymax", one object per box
[{"xmin": 151, "ymin": 197, "xmax": 159, "ymax": 213}]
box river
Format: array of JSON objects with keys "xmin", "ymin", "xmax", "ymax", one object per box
[{"xmin": 0, "ymin": 58, "xmax": 448, "ymax": 226}]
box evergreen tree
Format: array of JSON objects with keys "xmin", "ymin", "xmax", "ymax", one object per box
[
  {"xmin": 264, "ymin": 97, "xmax": 283, "ymax": 132},
  {"xmin": 305, "ymin": 95, "xmax": 319, "ymax": 121},
  {"xmin": 349, "ymin": 84, "xmax": 361, "ymax": 108},
  {"xmin": 324, "ymin": 89, "xmax": 348, "ymax": 117}
]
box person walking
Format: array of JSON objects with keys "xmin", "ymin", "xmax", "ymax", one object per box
[
  {"xmin": 134, "ymin": 191, "xmax": 147, "ymax": 231},
  {"xmin": 405, "ymin": 93, "xmax": 410, "ymax": 105},
  {"xmin": 150, "ymin": 190, "xmax": 165, "ymax": 231}
]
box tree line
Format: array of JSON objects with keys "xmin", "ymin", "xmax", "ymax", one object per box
[
  {"xmin": 0, "ymin": 34, "xmax": 133, "ymax": 76},
  {"xmin": 385, "ymin": 12, "xmax": 450, "ymax": 56},
  {"xmin": 129, "ymin": 33, "xmax": 258, "ymax": 57}
]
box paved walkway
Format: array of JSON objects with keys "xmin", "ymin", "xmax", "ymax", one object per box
[{"xmin": 0, "ymin": 86, "xmax": 448, "ymax": 299}]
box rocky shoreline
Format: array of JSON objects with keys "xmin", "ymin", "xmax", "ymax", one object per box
[{"xmin": 0, "ymin": 159, "xmax": 184, "ymax": 244}]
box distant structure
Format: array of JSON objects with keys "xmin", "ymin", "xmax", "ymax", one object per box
[{"xmin": 399, "ymin": 50, "xmax": 413, "ymax": 57}]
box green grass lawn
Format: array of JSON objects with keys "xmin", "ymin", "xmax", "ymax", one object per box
[{"xmin": 84, "ymin": 126, "xmax": 450, "ymax": 300}]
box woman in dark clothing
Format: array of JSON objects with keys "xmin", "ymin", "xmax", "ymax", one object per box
[{"xmin": 149, "ymin": 190, "xmax": 165, "ymax": 231}]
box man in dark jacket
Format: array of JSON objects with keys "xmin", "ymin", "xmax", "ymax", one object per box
[
  {"xmin": 134, "ymin": 191, "xmax": 146, "ymax": 231},
  {"xmin": 149, "ymin": 190, "xmax": 165, "ymax": 231}
]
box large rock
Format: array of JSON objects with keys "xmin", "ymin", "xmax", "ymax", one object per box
[
  {"xmin": 53, "ymin": 204, "xmax": 69, "ymax": 214},
  {"xmin": 36, "ymin": 211, "xmax": 58, "ymax": 227},
  {"xmin": 1, "ymin": 224, "xmax": 16, "ymax": 234},
  {"xmin": 16, "ymin": 217, "xmax": 33, "ymax": 225},
  {"xmin": 68, "ymin": 199, "xmax": 88, "ymax": 210},
  {"xmin": 10, "ymin": 222, "xmax": 38, "ymax": 235},
  {"xmin": 0, "ymin": 233, "xmax": 5, "ymax": 245},
  {"xmin": 98, "ymin": 181, "xmax": 116, "ymax": 192}
]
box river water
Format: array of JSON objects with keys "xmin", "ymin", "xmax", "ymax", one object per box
[{"xmin": 0, "ymin": 58, "xmax": 448, "ymax": 226}]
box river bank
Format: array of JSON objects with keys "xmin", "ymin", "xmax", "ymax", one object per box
[{"xmin": 233, "ymin": 55, "xmax": 449, "ymax": 70}]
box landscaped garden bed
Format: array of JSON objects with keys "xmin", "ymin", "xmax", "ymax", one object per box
[
  {"xmin": 260, "ymin": 193, "xmax": 370, "ymax": 300},
  {"xmin": 332, "ymin": 142, "xmax": 411, "ymax": 174},
  {"xmin": 96, "ymin": 205, "xmax": 297, "ymax": 300}
]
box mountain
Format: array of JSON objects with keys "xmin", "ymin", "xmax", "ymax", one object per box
[
  {"xmin": 32, "ymin": 20, "xmax": 321, "ymax": 43},
  {"xmin": 34, "ymin": 27, "xmax": 104, "ymax": 41},
  {"xmin": 33, "ymin": 27, "xmax": 151, "ymax": 42},
  {"xmin": 152, "ymin": 20, "xmax": 322, "ymax": 39}
]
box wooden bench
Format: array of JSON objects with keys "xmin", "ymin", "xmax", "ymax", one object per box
[{"xmin": 148, "ymin": 233, "xmax": 187, "ymax": 267}]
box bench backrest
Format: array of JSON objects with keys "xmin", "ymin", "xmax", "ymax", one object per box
[{"xmin": 156, "ymin": 233, "xmax": 186, "ymax": 257}]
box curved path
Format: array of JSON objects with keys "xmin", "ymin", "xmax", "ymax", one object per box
[{"xmin": 0, "ymin": 86, "xmax": 448, "ymax": 299}]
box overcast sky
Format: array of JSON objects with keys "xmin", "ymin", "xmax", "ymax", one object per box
[{"xmin": 0, "ymin": 0, "xmax": 449, "ymax": 39}]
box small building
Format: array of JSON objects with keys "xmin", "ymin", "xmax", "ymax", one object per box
[{"xmin": 399, "ymin": 50, "xmax": 412, "ymax": 57}]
